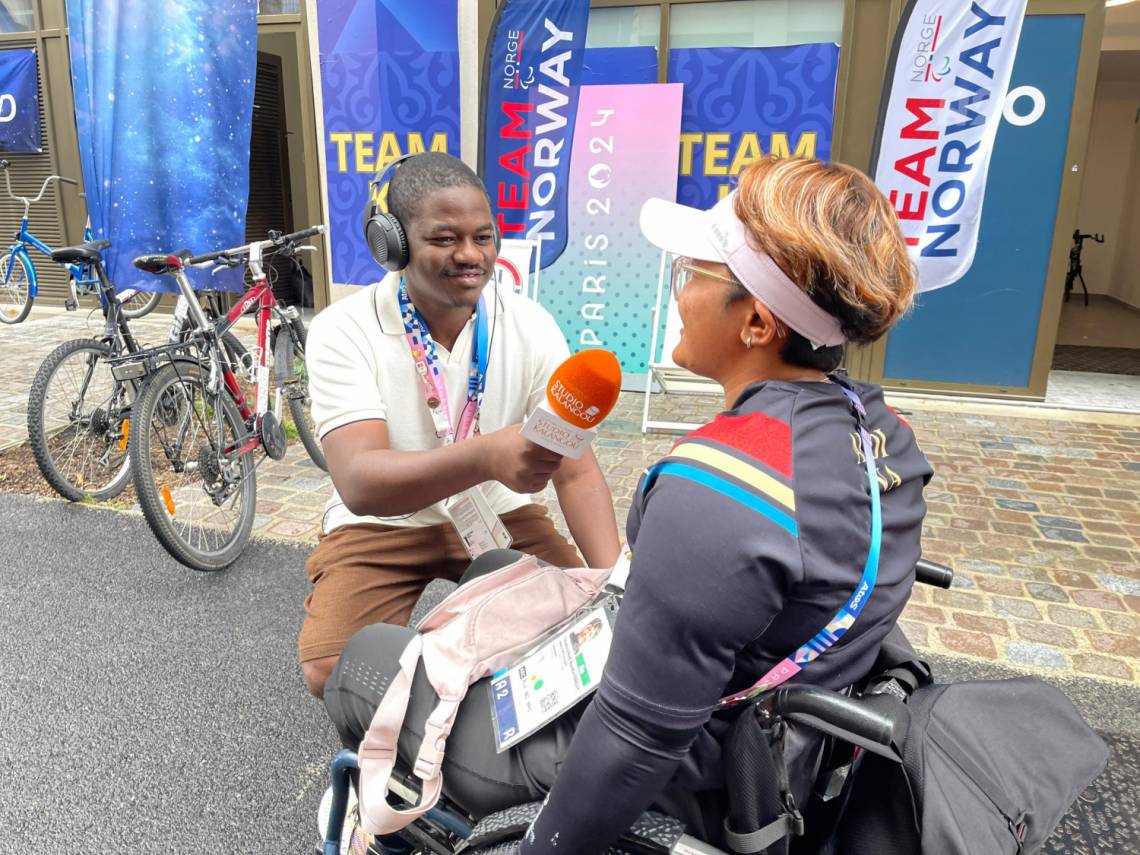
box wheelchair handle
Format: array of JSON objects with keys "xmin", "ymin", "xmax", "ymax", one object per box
[
  {"xmin": 915, "ymin": 558, "xmax": 954, "ymax": 589},
  {"xmin": 767, "ymin": 687, "xmax": 905, "ymax": 760},
  {"xmin": 323, "ymin": 750, "xmax": 358, "ymax": 855}
]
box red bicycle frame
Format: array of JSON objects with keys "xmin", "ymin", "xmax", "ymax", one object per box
[{"xmin": 165, "ymin": 230, "xmax": 319, "ymax": 458}]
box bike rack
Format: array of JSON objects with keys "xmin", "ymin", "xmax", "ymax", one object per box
[{"xmin": 106, "ymin": 339, "xmax": 199, "ymax": 382}]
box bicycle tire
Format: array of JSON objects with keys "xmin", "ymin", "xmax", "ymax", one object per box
[
  {"xmin": 275, "ymin": 317, "xmax": 326, "ymax": 471},
  {"xmin": 0, "ymin": 252, "xmax": 33, "ymax": 324},
  {"xmin": 119, "ymin": 289, "xmax": 162, "ymax": 320},
  {"xmin": 129, "ymin": 359, "xmax": 256, "ymax": 571},
  {"xmin": 27, "ymin": 338, "xmax": 132, "ymax": 501}
]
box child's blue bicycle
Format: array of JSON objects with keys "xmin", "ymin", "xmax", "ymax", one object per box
[{"xmin": 0, "ymin": 159, "xmax": 160, "ymax": 323}]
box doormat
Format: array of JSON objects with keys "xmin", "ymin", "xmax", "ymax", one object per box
[{"xmin": 1052, "ymin": 346, "xmax": 1140, "ymax": 376}]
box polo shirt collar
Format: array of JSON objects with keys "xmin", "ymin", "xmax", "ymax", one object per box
[{"xmin": 374, "ymin": 272, "xmax": 506, "ymax": 336}]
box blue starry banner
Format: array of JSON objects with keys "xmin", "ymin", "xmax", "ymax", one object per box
[{"xmin": 65, "ymin": 0, "xmax": 258, "ymax": 293}]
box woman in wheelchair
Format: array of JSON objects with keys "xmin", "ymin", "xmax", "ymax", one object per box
[{"xmin": 323, "ymin": 156, "xmax": 932, "ymax": 853}]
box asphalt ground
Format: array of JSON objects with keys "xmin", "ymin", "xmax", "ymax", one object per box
[
  {"xmin": 0, "ymin": 492, "xmax": 338, "ymax": 853},
  {"xmin": 0, "ymin": 493, "xmax": 1136, "ymax": 854}
]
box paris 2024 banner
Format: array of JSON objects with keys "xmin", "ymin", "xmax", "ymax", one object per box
[
  {"xmin": 538, "ymin": 43, "xmax": 839, "ymax": 372},
  {"xmin": 537, "ymin": 83, "xmax": 683, "ymax": 373}
]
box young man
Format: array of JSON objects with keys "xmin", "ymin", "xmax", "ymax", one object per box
[{"xmin": 299, "ymin": 153, "xmax": 621, "ymax": 698}]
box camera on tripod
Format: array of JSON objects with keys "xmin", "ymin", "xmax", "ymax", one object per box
[{"xmin": 1065, "ymin": 229, "xmax": 1104, "ymax": 307}]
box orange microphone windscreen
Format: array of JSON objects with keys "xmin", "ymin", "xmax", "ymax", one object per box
[{"xmin": 546, "ymin": 349, "xmax": 622, "ymax": 429}]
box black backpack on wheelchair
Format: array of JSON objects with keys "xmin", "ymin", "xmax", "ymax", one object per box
[
  {"xmin": 445, "ymin": 624, "xmax": 1107, "ymax": 855},
  {"xmin": 717, "ymin": 627, "xmax": 1108, "ymax": 855}
]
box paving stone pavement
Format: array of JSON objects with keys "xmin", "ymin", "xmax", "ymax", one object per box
[{"xmin": 1, "ymin": 309, "xmax": 1138, "ymax": 684}]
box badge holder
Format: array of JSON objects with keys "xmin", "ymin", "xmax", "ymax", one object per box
[
  {"xmin": 444, "ymin": 486, "xmax": 513, "ymax": 559},
  {"xmin": 489, "ymin": 595, "xmax": 619, "ymax": 753}
]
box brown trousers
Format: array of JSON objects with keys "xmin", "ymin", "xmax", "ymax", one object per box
[{"xmin": 298, "ymin": 503, "xmax": 582, "ymax": 663}]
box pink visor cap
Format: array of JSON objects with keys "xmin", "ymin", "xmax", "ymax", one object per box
[{"xmin": 639, "ymin": 191, "xmax": 846, "ymax": 349}]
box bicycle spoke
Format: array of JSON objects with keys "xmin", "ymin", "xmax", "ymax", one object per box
[
  {"xmin": 34, "ymin": 342, "xmax": 129, "ymax": 497},
  {"xmin": 137, "ymin": 368, "xmax": 254, "ymax": 564},
  {"xmin": 0, "ymin": 254, "xmax": 30, "ymax": 319}
]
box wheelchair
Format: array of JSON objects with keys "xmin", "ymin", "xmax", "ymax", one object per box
[{"xmin": 318, "ymin": 558, "xmax": 955, "ymax": 855}]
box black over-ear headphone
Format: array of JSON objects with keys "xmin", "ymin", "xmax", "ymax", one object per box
[
  {"xmin": 364, "ymin": 153, "xmax": 417, "ymax": 272},
  {"xmin": 363, "ymin": 153, "xmax": 503, "ymax": 273}
]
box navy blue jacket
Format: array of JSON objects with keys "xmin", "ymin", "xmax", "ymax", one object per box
[{"xmin": 520, "ymin": 379, "xmax": 933, "ymax": 853}]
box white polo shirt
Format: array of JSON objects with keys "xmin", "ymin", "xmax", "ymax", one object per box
[{"xmin": 305, "ymin": 273, "xmax": 570, "ymax": 533}]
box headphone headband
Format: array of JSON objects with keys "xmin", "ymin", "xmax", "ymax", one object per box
[{"xmin": 365, "ymin": 152, "xmax": 417, "ymax": 223}]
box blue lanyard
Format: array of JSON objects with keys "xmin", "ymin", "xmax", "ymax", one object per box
[
  {"xmin": 397, "ymin": 280, "xmax": 489, "ymax": 443},
  {"xmin": 714, "ymin": 381, "xmax": 883, "ymax": 707}
]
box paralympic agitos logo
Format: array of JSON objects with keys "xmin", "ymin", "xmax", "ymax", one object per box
[
  {"xmin": 501, "ymin": 29, "xmax": 535, "ymax": 90},
  {"xmin": 910, "ymin": 13, "xmax": 952, "ymax": 83}
]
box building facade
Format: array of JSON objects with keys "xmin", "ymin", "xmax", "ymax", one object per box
[{"xmin": 1, "ymin": 0, "xmax": 1110, "ymax": 400}]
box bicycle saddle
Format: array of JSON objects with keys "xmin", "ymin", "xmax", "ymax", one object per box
[
  {"xmin": 133, "ymin": 248, "xmax": 192, "ymax": 275},
  {"xmin": 51, "ymin": 239, "xmax": 111, "ymax": 265}
]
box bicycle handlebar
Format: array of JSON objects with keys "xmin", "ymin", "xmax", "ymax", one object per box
[
  {"xmin": 188, "ymin": 224, "xmax": 325, "ymax": 267},
  {"xmin": 187, "ymin": 247, "xmax": 233, "ymax": 266},
  {"xmin": 283, "ymin": 225, "xmax": 324, "ymax": 242},
  {"xmin": 0, "ymin": 162, "xmax": 80, "ymax": 208}
]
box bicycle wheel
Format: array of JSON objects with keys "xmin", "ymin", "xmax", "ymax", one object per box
[
  {"xmin": 26, "ymin": 338, "xmax": 133, "ymax": 501},
  {"xmin": 274, "ymin": 317, "xmax": 326, "ymax": 471},
  {"xmin": 129, "ymin": 359, "xmax": 256, "ymax": 571},
  {"xmin": 119, "ymin": 289, "xmax": 162, "ymax": 319},
  {"xmin": 0, "ymin": 252, "xmax": 33, "ymax": 324}
]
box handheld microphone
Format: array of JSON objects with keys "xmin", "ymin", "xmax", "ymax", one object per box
[{"xmin": 520, "ymin": 349, "xmax": 622, "ymax": 458}]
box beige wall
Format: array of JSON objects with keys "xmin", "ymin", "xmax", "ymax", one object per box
[
  {"xmin": 1075, "ymin": 76, "xmax": 1138, "ymax": 296},
  {"xmin": 1111, "ymin": 123, "xmax": 1140, "ymax": 309},
  {"xmin": 1096, "ymin": 11, "xmax": 1140, "ymax": 310}
]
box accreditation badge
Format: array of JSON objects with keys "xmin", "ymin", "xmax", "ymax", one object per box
[
  {"xmin": 443, "ymin": 485, "xmax": 513, "ymax": 559},
  {"xmin": 489, "ymin": 596, "xmax": 618, "ymax": 753}
]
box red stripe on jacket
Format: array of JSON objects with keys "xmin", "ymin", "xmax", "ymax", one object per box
[{"xmin": 680, "ymin": 412, "xmax": 793, "ymax": 478}]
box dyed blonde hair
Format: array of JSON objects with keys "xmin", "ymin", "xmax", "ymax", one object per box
[{"xmin": 733, "ymin": 156, "xmax": 916, "ymax": 345}]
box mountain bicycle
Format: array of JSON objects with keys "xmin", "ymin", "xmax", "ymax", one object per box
[
  {"xmin": 27, "ymin": 243, "xmax": 249, "ymax": 503},
  {"xmin": 122, "ymin": 225, "xmax": 325, "ymax": 571},
  {"xmin": 0, "ymin": 160, "xmax": 160, "ymax": 323}
]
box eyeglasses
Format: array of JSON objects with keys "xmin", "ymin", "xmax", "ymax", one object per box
[{"xmin": 671, "ymin": 256, "xmax": 740, "ymax": 300}]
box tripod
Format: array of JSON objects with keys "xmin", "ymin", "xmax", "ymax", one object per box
[{"xmin": 1064, "ymin": 229, "xmax": 1104, "ymax": 307}]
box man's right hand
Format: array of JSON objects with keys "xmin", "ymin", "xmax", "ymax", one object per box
[{"xmin": 482, "ymin": 424, "xmax": 564, "ymax": 494}]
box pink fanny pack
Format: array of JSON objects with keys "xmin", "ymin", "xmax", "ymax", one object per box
[{"xmin": 356, "ymin": 554, "xmax": 611, "ymax": 835}]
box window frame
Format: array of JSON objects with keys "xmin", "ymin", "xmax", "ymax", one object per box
[
  {"xmin": 0, "ymin": 0, "xmax": 38, "ymax": 35},
  {"xmin": 257, "ymin": 0, "xmax": 301, "ymax": 22},
  {"xmin": 588, "ymin": 0, "xmax": 848, "ymax": 84}
]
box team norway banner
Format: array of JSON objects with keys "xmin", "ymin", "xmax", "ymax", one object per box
[
  {"xmin": 479, "ymin": 0, "xmax": 590, "ymax": 269},
  {"xmin": 871, "ymin": 0, "xmax": 1027, "ymax": 292}
]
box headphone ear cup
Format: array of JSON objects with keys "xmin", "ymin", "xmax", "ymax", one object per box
[{"xmin": 366, "ymin": 213, "xmax": 409, "ymax": 272}]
